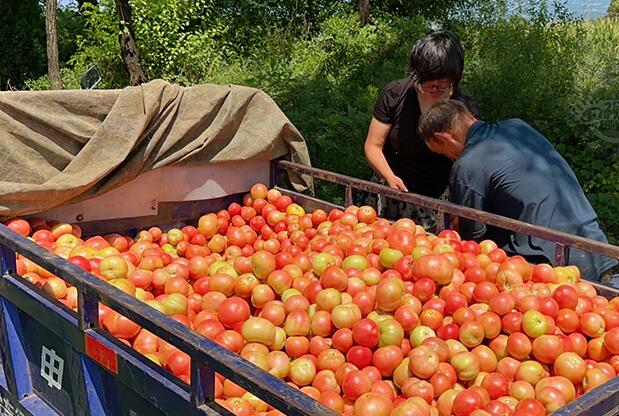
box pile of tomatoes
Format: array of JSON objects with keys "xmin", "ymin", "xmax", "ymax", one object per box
[{"xmin": 4, "ymin": 183, "xmax": 619, "ymax": 416}]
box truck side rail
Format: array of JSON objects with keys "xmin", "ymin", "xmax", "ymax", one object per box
[{"xmin": 273, "ymin": 160, "xmax": 619, "ymax": 269}]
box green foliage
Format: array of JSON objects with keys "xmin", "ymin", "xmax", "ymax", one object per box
[
  {"xmin": 67, "ymin": 0, "xmax": 130, "ymax": 88},
  {"xmin": 458, "ymin": 16, "xmax": 619, "ymax": 243},
  {"xmin": 0, "ymin": 0, "xmax": 46, "ymax": 89},
  {"xmin": 24, "ymin": 67, "xmax": 83, "ymax": 91},
  {"xmin": 58, "ymin": 5, "xmax": 87, "ymax": 63},
  {"xmin": 128, "ymin": 0, "xmax": 231, "ymax": 84},
  {"xmin": 14, "ymin": 1, "xmax": 619, "ymax": 242},
  {"xmin": 609, "ymin": 0, "xmax": 619, "ymax": 18}
]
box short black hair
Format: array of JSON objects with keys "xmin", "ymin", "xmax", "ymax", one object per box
[
  {"xmin": 418, "ymin": 99, "xmax": 473, "ymax": 143},
  {"xmin": 408, "ymin": 31, "xmax": 465, "ymax": 88}
]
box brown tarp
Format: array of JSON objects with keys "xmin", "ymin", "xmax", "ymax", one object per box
[{"xmin": 0, "ymin": 79, "xmax": 312, "ymax": 217}]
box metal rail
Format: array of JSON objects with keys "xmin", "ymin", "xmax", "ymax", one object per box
[
  {"xmin": 0, "ymin": 225, "xmax": 336, "ymax": 416},
  {"xmin": 274, "ymin": 160, "xmax": 619, "ymax": 268}
]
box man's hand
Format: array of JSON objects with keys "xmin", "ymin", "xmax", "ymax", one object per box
[{"xmin": 386, "ymin": 175, "xmax": 408, "ymax": 192}]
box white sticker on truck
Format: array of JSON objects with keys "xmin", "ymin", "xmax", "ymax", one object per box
[{"xmin": 40, "ymin": 346, "xmax": 64, "ymax": 390}]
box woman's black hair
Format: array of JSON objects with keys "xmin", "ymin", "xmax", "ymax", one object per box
[{"xmin": 408, "ymin": 31, "xmax": 464, "ymax": 89}]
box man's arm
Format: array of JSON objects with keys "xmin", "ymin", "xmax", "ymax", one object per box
[{"xmin": 450, "ymin": 181, "xmax": 487, "ymax": 240}]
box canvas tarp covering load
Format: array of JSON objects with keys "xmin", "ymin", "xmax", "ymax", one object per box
[{"xmin": 0, "ymin": 79, "xmax": 312, "ymax": 217}]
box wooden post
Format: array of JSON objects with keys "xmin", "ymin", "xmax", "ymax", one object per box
[
  {"xmin": 115, "ymin": 0, "xmax": 147, "ymax": 86},
  {"xmin": 45, "ymin": 0, "xmax": 63, "ymax": 90}
]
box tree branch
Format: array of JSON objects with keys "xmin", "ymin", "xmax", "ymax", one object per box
[{"xmin": 115, "ymin": 0, "xmax": 146, "ymax": 86}]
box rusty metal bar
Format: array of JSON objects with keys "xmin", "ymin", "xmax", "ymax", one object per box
[
  {"xmin": 344, "ymin": 186, "xmax": 353, "ymax": 207},
  {"xmin": 435, "ymin": 209, "xmax": 446, "ymax": 234},
  {"xmin": 554, "ymin": 243, "xmax": 571, "ymax": 267},
  {"xmin": 269, "ymin": 159, "xmax": 283, "ymax": 189},
  {"xmin": 275, "ymin": 161, "xmax": 619, "ymax": 262}
]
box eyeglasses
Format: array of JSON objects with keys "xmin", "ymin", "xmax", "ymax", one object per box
[{"xmin": 419, "ymin": 81, "xmax": 453, "ymax": 94}]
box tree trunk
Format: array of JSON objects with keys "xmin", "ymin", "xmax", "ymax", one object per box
[
  {"xmin": 115, "ymin": 0, "xmax": 146, "ymax": 86},
  {"xmin": 306, "ymin": 0, "xmax": 315, "ymax": 30},
  {"xmin": 358, "ymin": 0, "xmax": 370, "ymax": 26},
  {"xmin": 45, "ymin": 0, "xmax": 63, "ymax": 89}
]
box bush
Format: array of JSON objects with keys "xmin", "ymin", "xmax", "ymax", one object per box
[
  {"xmin": 609, "ymin": 0, "xmax": 619, "ymax": 18},
  {"xmin": 0, "ymin": 0, "xmax": 46, "ymax": 89},
  {"xmin": 456, "ymin": 16, "xmax": 619, "ymax": 243}
]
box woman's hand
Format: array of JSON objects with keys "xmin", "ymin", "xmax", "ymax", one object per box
[{"xmin": 386, "ymin": 175, "xmax": 408, "ymax": 192}]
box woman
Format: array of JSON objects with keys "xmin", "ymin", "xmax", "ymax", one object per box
[{"xmin": 362, "ymin": 30, "xmax": 480, "ymax": 228}]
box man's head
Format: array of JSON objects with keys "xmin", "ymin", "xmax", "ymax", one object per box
[{"xmin": 418, "ymin": 99, "xmax": 477, "ymax": 160}]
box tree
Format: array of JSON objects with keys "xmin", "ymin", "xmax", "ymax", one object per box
[
  {"xmin": 0, "ymin": 0, "xmax": 46, "ymax": 90},
  {"xmin": 358, "ymin": 0, "xmax": 370, "ymax": 25},
  {"xmin": 115, "ymin": 0, "xmax": 146, "ymax": 85},
  {"xmin": 57, "ymin": 6, "xmax": 86, "ymax": 64},
  {"xmin": 609, "ymin": 0, "xmax": 619, "ymax": 18},
  {"xmin": 77, "ymin": 0, "xmax": 98, "ymax": 9},
  {"xmin": 45, "ymin": 0, "xmax": 63, "ymax": 89}
]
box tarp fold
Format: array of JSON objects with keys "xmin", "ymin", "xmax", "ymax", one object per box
[{"xmin": 0, "ymin": 80, "xmax": 312, "ymax": 216}]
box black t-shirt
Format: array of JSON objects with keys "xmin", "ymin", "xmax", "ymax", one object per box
[
  {"xmin": 451, "ymin": 119, "xmax": 617, "ymax": 279},
  {"xmin": 372, "ymin": 78, "xmax": 480, "ymax": 198}
]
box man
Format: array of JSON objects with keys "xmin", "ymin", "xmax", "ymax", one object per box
[{"xmin": 417, "ymin": 99, "xmax": 617, "ymax": 280}]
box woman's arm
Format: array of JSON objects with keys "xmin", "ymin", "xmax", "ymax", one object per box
[{"xmin": 364, "ymin": 117, "xmax": 408, "ymax": 192}]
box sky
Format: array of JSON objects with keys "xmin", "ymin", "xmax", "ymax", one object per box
[
  {"xmin": 58, "ymin": 0, "xmax": 612, "ymax": 20},
  {"xmin": 564, "ymin": 0, "xmax": 612, "ymax": 19}
]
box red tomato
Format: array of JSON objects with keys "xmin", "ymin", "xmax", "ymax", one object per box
[
  {"xmin": 346, "ymin": 346, "xmax": 373, "ymax": 369},
  {"xmin": 408, "ymin": 346, "xmax": 440, "ymax": 379},
  {"xmin": 218, "ymin": 296, "xmax": 250, "ymax": 329},
  {"xmin": 412, "ymin": 278, "xmax": 436, "ymax": 303},
  {"xmin": 214, "ymin": 330, "xmax": 244, "ymax": 353},
  {"xmin": 515, "ymin": 398, "xmax": 545, "ymax": 416},
  {"xmin": 320, "ymin": 391, "xmax": 345, "ymax": 413},
  {"xmin": 352, "ymin": 318, "xmax": 380, "ymax": 348},
  {"xmin": 507, "ymin": 332, "xmax": 532, "ymax": 360},
  {"xmin": 165, "ymin": 349, "xmax": 190, "ymax": 377},
  {"xmin": 481, "ymin": 373, "xmax": 509, "ymax": 399},
  {"xmin": 400, "ymin": 379, "xmax": 434, "ymax": 404},
  {"xmin": 342, "ymin": 370, "xmax": 372, "ymax": 400},
  {"xmin": 484, "ymin": 400, "xmax": 512, "ymax": 416},
  {"xmin": 501, "ymin": 312, "xmax": 523, "ymax": 334},
  {"xmin": 553, "ymin": 285, "xmax": 579, "ymax": 310},
  {"xmin": 332, "ymin": 328, "xmax": 354, "ymax": 353},
  {"xmin": 195, "ymin": 319, "xmax": 225, "ymax": 340},
  {"xmin": 102, "ymin": 310, "xmax": 141, "ymax": 339},
  {"xmin": 372, "ymin": 345, "xmax": 403, "ymax": 377},
  {"xmin": 556, "ymin": 308, "xmax": 579, "ymax": 333},
  {"xmin": 412, "ymin": 255, "xmax": 454, "ymax": 285},
  {"xmin": 452, "ymin": 390, "xmax": 483, "ymax": 416},
  {"xmin": 315, "ymin": 349, "xmax": 345, "ymax": 374},
  {"xmin": 445, "ymin": 292, "xmax": 468, "ymax": 315},
  {"xmin": 531, "ymin": 335, "xmax": 564, "ymax": 364},
  {"xmin": 353, "ymin": 392, "xmax": 393, "ymax": 416},
  {"xmin": 605, "ymin": 328, "xmax": 619, "ymax": 354}
]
